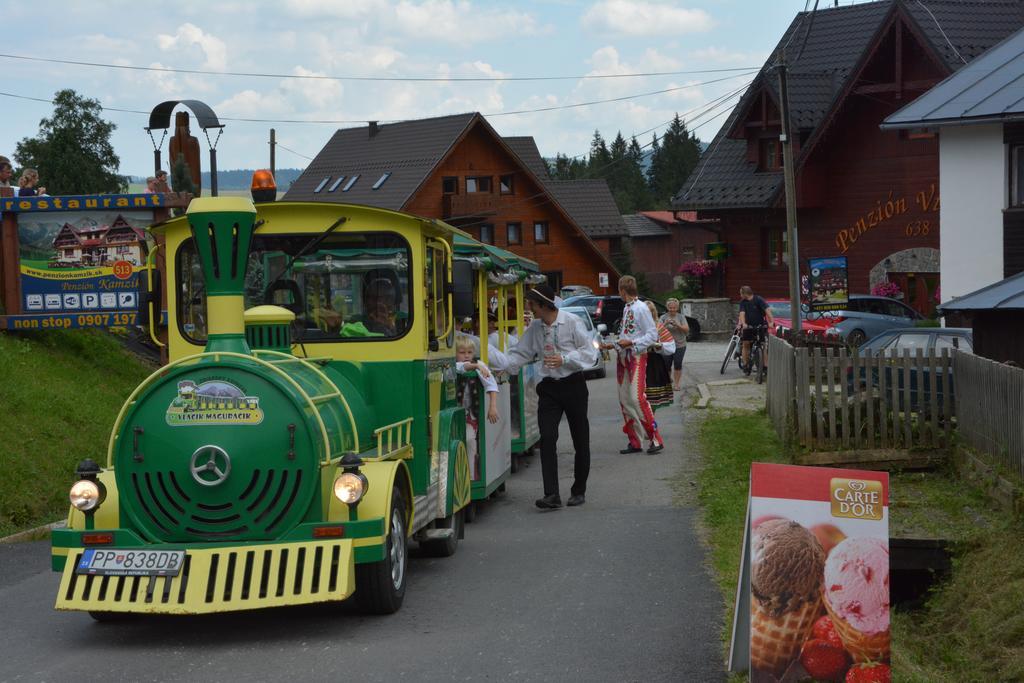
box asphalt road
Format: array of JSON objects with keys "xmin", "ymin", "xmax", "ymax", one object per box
[{"xmin": 0, "ymin": 365, "xmax": 724, "ymax": 682}]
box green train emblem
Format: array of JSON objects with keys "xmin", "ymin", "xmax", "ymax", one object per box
[{"xmin": 166, "ymin": 379, "xmax": 264, "ymax": 426}]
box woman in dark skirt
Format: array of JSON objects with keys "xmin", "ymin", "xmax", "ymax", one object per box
[{"xmin": 644, "ymin": 301, "xmax": 675, "ymax": 410}]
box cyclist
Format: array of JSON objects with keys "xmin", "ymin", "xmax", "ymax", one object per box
[{"xmin": 737, "ymin": 285, "xmax": 774, "ymax": 374}]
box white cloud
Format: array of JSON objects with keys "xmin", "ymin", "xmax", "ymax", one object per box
[
  {"xmin": 157, "ymin": 23, "xmax": 228, "ymax": 71},
  {"xmin": 690, "ymin": 46, "xmax": 765, "ymax": 65},
  {"xmin": 280, "ymin": 66, "xmax": 345, "ymax": 110},
  {"xmin": 392, "ymin": 0, "xmax": 543, "ymax": 43},
  {"xmin": 284, "ymin": 0, "xmax": 388, "ymax": 19},
  {"xmin": 582, "ymin": 1, "xmax": 714, "ymax": 37}
]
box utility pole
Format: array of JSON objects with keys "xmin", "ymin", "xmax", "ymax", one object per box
[
  {"xmin": 269, "ymin": 128, "xmax": 276, "ymax": 177},
  {"xmin": 776, "ymin": 51, "xmax": 802, "ymax": 335}
]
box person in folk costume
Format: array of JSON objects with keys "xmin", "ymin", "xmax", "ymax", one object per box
[
  {"xmin": 644, "ymin": 300, "xmax": 675, "ymax": 411},
  {"xmin": 455, "ymin": 334, "xmax": 499, "ymax": 480},
  {"xmin": 603, "ymin": 275, "xmax": 665, "ymax": 455}
]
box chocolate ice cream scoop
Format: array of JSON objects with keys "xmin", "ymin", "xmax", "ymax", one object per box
[{"xmin": 751, "ymin": 519, "xmax": 826, "ymax": 617}]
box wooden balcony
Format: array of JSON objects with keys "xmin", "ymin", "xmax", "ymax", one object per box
[{"xmin": 443, "ymin": 193, "xmax": 500, "ymax": 219}]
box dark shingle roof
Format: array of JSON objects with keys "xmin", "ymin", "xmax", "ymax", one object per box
[
  {"xmin": 675, "ymin": 0, "xmax": 1024, "ymax": 210},
  {"xmin": 283, "ymin": 113, "xmax": 477, "ymax": 208},
  {"xmin": 883, "ymin": 25, "xmax": 1024, "ymax": 128},
  {"xmin": 622, "ymin": 214, "xmax": 670, "ymax": 238},
  {"xmin": 545, "ymin": 180, "xmax": 627, "ymax": 237},
  {"xmin": 503, "ymin": 136, "xmax": 550, "ymax": 179}
]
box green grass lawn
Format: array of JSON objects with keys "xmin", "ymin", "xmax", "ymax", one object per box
[
  {"xmin": 694, "ymin": 409, "xmax": 788, "ymax": 653},
  {"xmin": 693, "ymin": 408, "xmax": 1024, "ymax": 682},
  {"xmin": 0, "ymin": 329, "xmax": 153, "ymax": 536}
]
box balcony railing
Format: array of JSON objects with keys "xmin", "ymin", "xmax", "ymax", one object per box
[{"xmin": 443, "ymin": 193, "xmax": 500, "ymax": 219}]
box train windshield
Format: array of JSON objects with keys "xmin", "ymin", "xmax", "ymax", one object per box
[{"xmin": 177, "ymin": 232, "xmax": 413, "ymax": 344}]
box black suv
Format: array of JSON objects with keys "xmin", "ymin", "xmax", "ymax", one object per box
[{"xmin": 561, "ymin": 295, "xmax": 700, "ymax": 341}]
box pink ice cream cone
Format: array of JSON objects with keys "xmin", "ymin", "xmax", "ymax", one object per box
[{"xmin": 822, "ymin": 536, "xmax": 891, "ymax": 663}]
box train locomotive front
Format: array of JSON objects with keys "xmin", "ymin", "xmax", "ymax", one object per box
[{"xmin": 51, "ymin": 197, "xmax": 471, "ymax": 617}]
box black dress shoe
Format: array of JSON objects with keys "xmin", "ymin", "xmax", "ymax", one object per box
[
  {"xmin": 647, "ymin": 444, "xmax": 664, "ymax": 454},
  {"xmin": 567, "ymin": 494, "xmax": 585, "ymax": 507},
  {"xmin": 535, "ymin": 494, "xmax": 562, "ymax": 509},
  {"xmin": 619, "ymin": 445, "xmax": 643, "ymax": 454}
]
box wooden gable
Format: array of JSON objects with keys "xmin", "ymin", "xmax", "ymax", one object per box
[{"xmin": 402, "ymin": 118, "xmax": 621, "ymax": 290}]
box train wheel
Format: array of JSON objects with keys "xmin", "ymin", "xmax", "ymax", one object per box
[
  {"xmin": 356, "ymin": 485, "xmax": 408, "ymax": 614},
  {"xmin": 421, "ymin": 509, "xmax": 464, "ymax": 558}
]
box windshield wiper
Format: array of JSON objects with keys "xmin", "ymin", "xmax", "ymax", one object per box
[{"xmin": 261, "ymin": 216, "xmax": 347, "ymax": 299}]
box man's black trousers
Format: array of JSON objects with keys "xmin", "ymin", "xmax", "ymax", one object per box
[{"xmin": 536, "ymin": 373, "xmax": 590, "ymax": 497}]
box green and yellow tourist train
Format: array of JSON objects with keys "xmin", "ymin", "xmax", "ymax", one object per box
[{"xmin": 51, "ymin": 196, "xmax": 483, "ymax": 617}]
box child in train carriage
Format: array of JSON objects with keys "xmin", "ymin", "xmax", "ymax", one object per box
[{"xmin": 455, "ymin": 334, "xmax": 499, "ymax": 479}]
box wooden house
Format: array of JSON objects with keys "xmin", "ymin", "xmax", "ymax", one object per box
[
  {"xmin": 674, "ymin": 0, "xmax": 1024, "ymax": 318},
  {"xmin": 284, "ymin": 114, "xmax": 620, "ymax": 291}
]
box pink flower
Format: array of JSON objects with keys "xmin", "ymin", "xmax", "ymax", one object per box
[
  {"xmin": 678, "ymin": 259, "xmax": 717, "ymax": 277},
  {"xmin": 871, "ymin": 281, "xmax": 902, "ymax": 299}
]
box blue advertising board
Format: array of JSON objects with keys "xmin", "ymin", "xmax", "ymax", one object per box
[{"xmin": 1, "ymin": 194, "xmax": 162, "ymax": 330}]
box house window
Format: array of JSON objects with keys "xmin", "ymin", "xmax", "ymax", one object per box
[
  {"xmin": 500, "ymin": 174, "xmax": 514, "ymax": 194},
  {"xmin": 466, "ymin": 176, "xmax": 492, "ymax": 193},
  {"xmin": 534, "ymin": 221, "xmax": 549, "ymax": 244},
  {"xmin": 327, "ymin": 176, "xmax": 346, "ymax": 192},
  {"xmin": 372, "ymin": 172, "xmax": 392, "ymax": 190},
  {"xmin": 765, "ymin": 227, "xmax": 788, "ymax": 268},
  {"xmin": 506, "ymin": 222, "xmax": 521, "ymax": 245},
  {"xmin": 1011, "ymin": 145, "xmax": 1024, "ymax": 207},
  {"xmin": 313, "ymin": 176, "xmax": 331, "ymax": 193},
  {"xmin": 542, "ymin": 271, "xmax": 563, "ymax": 291},
  {"xmin": 759, "ymin": 138, "xmax": 783, "ymax": 171},
  {"xmin": 479, "ymin": 224, "xmax": 495, "ymax": 244},
  {"xmin": 442, "ymin": 176, "xmax": 458, "ymax": 194},
  {"xmin": 342, "ymin": 175, "xmax": 359, "ymax": 191}
]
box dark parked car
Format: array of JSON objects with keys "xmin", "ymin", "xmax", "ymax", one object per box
[
  {"xmin": 820, "ymin": 294, "xmax": 923, "ymax": 347},
  {"xmin": 560, "ymin": 294, "xmax": 700, "ymax": 340},
  {"xmin": 847, "ymin": 328, "xmax": 972, "ymax": 412}
]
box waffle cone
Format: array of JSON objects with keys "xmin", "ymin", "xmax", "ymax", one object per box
[
  {"xmin": 823, "ymin": 595, "xmax": 890, "ymax": 663},
  {"xmin": 750, "ymin": 596, "xmax": 821, "ymax": 676}
]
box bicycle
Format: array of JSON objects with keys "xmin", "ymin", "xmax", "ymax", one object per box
[
  {"xmin": 740, "ymin": 324, "xmax": 769, "ymax": 384},
  {"xmin": 720, "ymin": 327, "xmax": 742, "ymax": 374}
]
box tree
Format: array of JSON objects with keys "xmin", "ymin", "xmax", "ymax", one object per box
[
  {"xmin": 14, "ymin": 89, "xmax": 127, "ymax": 195},
  {"xmin": 648, "ymin": 113, "xmax": 703, "ymax": 208}
]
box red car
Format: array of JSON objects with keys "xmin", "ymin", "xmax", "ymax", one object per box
[{"xmin": 765, "ymin": 299, "xmax": 832, "ymax": 337}]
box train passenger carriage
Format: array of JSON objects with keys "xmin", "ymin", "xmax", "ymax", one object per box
[{"xmin": 51, "ymin": 197, "xmax": 474, "ymax": 618}]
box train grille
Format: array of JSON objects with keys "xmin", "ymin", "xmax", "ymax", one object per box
[
  {"xmin": 129, "ymin": 469, "xmax": 305, "ymax": 542},
  {"xmin": 56, "ymin": 540, "xmax": 355, "ymax": 614}
]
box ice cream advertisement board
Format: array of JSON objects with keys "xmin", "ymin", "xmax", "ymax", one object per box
[{"xmin": 729, "ymin": 463, "xmax": 890, "ymax": 683}]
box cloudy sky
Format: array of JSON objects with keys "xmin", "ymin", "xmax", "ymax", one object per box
[{"xmin": 0, "ymin": 1, "xmax": 811, "ymax": 177}]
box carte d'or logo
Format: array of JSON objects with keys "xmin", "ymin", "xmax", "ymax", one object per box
[{"xmin": 830, "ymin": 478, "xmax": 883, "ymax": 520}]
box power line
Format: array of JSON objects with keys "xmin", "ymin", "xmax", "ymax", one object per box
[
  {"xmin": 275, "ymin": 143, "xmax": 313, "ymax": 161},
  {"xmin": 915, "ymin": 0, "xmax": 967, "ymax": 65},
  {"xmin": 0, "ymin": 52, "xmax": 760, "ymax": 83},
  {"xmin": 0, "ymin": 71, "xmax": 757, "ymax": 125},
  {"xmin": 485, "ymin": 71, "xmax": 756, "ymax": 118},
  {"xmin": 450, "ymin": 84, "xmax": 750, "ymax": 231}
]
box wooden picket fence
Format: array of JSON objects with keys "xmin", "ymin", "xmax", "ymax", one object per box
[
  {"xmin": 954, "ymin": 351, "xmax": 1024, "ymax": 480},
  {"xmin": 766, "ymin": 335, "xmax": 954, "ymax": 452}
]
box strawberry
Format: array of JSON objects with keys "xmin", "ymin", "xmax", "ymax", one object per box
[
  {"xmin": 845, "ymin": 662, "xmax": 891, "ymax": 683},
  {"xmin": 800, "ymin": 638, "xmax": 849, "ymax": 681},
  {"xmin": 812, "ymin": 614, "xmax": 844, "ymax": 649}
]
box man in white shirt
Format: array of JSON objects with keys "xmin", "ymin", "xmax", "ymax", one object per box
[
  {"xmin": 504, "ymin": 284, "xmax": 599, "ymax": 509},
  {"xmin": 608, "ymin": 275, "xmax": 664, "ymax": 454}
]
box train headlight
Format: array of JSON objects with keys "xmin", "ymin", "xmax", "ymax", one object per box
[
  {"xmin": 333, "ymin": 472, "xmax": 368, "ymax": 505},
  {"xmin": 70, "ymin": 480, "xmax": 102, "ymax": 511}
]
